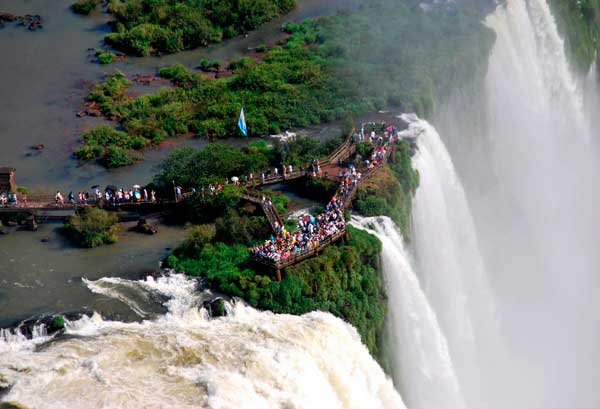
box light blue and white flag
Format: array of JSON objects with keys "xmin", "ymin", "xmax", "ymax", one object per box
[{"xmin": 237, "ymin": 106, "xmax": 248, "ymax": 137}]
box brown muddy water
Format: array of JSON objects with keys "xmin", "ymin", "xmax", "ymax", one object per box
[{"xmin": 0, "ymin": 0, "xmax": 357, "ymax": 324}]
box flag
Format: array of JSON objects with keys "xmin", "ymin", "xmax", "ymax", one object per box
[{"xmin": 237, "ymin": 106, "xmax": 248, "ymax": 137}]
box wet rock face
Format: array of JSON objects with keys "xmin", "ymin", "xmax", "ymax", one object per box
[
  {"xmin": 133, "ymin": 219, "xmax": 158, "ymax": 235},
  {"xmin": 203, "ymin": 298, "xmax": 227, "ymax": 318}
]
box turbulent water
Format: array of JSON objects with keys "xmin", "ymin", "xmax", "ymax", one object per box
[
  {"xmin": 0, "ymin": 275, "xmax": 404, "ymax": 409},
  {"xmin": 428, "ymin": 0, "xmax": 600, "ymax": 407},
  {"xmin": 351, "ymin": 216, "xmax": 464, "ymax": 409},
  {"xmin": 402, "ymin": 115, "xmax": 502, "ymax": 406}
]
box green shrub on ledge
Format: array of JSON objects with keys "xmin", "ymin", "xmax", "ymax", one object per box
[
  {"xmin": 63, "ymin": 208, "xmax": 119, "ymax": 248},
  {"xmin": 71, "ymin": 0, "xmax": 97, "ymax": 15}
]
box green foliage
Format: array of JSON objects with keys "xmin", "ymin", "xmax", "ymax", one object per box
[
  {"xmin": 105, "ymin": 145, "xmax": 136, "ymax": 167},
  {"xmin": 356, "ymin": 141, "xmax": 373, "ymax": 158},
  {"xmin": 354, "ymin": 142, "xmax": 419, "ymax": 239},
  {"xmin": 87, "ymin": 71, "xmax": 131, "ymax": 115},
  {"xmin": 96, "ymin": 50, "xmax": 116, "ymax": 65},
  {"xmin": 280, "ymin": 136, "xmax": 340, "ymax": 166},
  {"xmin": 166, "ymin": 226, "xmax": 387, "ymax": 361},
  {"xmin": 63, "ymin": 208, "xmax": 119, "ymax": 248},
  {"xmin": 200, "ymin": 58, "xmax": 221, "ymax": 71},
  {"xmin": 48, "ymin": 316, "xmax": 65, "ymax": 332},
  {"xmin": 215, "ymin": 208, "xmax": 270, "ymax": 245},
  {"xmin": 76, "ymin": 125, "xmax": 143, "ymax": 167},
  {"xmin": 262, "ymin": 189, "xmax": 290, "ymax": 214},
  {"xmin": 155, "ymin": 144, "xmax": 268, "ymax": 188},
  {"xmin": 71, "ymin": 0, "xmax": 97, "ymax": 15},
  {"xmin": 104, "ymin": 0, "xmax": 296, "ymax": 56},
  {"xmin": 15, "ymin": 186, "xmax": 30, "ymax": 195},
  {"xmin": 81, "ymin": 3, "xmax": 492, "ymax": 167},
  {"xmin": 229, "ymin": 57, "xmax": 254, "ymax": 71},
  {"xmin": 549, "ymin": 0, "xmax": 600, "ymax": 73},
  {"xmin": 177, "ymin": 224, "xmax": 217, "ymax": 257}
]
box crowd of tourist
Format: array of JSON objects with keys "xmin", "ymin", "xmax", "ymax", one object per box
[
  {"xmin": 50, "ymin": 186, "xmax": 158, "ymax": 207},
  {"xmin": 249, "ymin": 196, "xmax": 346, "ymax": 263},
  {"xmin": 249, "ymin": 123, "xmax": 396, "ymax": 265},
  {"xmin": 0, "ymin": 191, "xmax": 20, "ymax": 207}
]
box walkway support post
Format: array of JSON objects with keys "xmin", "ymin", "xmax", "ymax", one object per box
[{"xmin": 276, "ymin": 269, "xmax": 282, "ymax": 282}]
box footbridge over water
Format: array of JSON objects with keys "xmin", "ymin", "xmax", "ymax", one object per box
[{"xmin": 0, "ymin": 125, "xmax": 411, "ymax": 275}]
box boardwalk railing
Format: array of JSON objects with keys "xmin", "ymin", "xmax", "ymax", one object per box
[
  {"xmin": 249, "ymin": 229, "xmax": 346, "ymax": 272},
  {"xmin": 250, "ymin": 143, "xmax": 395, "ymax": 275}
]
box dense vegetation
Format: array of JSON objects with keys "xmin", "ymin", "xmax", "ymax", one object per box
[
  {"xmin": 354, "ymin": 140, "xmax": 419, "ymax": 239},
  {"xmin": 78, "ymin": 2, "xmax": 493, "ymax": 167},
  {"xmin": 71, "ymin": 0, "xmax": 98, "ymax": 15},
  {"xmin": 102, "ymin": 0, "xmax": 295, "ymax": 56},
  {"xmin": 549, "ymin": 0, "xmax": 600, "ymax": 73},
  {"xmin": 166, "ymin": 225, "xmax": 387, "ymax": 361},
  {"xmin": 63, "ymin": 208, "xmax": 119, "ymax": 248},
  {"xmin": 154, "ymin": 138, "xmax": 338, "ymax": 187}
]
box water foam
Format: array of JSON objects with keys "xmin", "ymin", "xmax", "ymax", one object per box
[
  {"xmin": 351, "ymin": 216, "xmax": 464, "ymax": 409},
  {"xmin": 0, "ymin": 274, "xmax": 405, "ymax": 409}
]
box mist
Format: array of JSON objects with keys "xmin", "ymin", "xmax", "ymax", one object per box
[{"xmin": 433, "ymin": 0, "xmax": 600, "ymax": 407}]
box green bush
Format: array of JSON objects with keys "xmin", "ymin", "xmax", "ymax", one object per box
[
  {"xmin": 71, "ymin": 0, "xmax": 97, "ymax": 15},
  {"xmin": 549, "ymin": 0, "xmax": 600, "ymax": 73},
  {"xmin": 353, "ymin": 142, "xmax": 419, "ymax": 239},
  {"xmin": 96, "ymin": 51, "xmax": 116, "ymax": 65},
  {"xmin": 166, "ymin": 226, "xmax": 388, "ymax": 363},
  {"xmin": 48, "ymin": 315, "xmax": 65, "ymax": 332},
  {"xmin": 177, "ymin": 224, "xmax": 217, "ymax": 257},
  {"xmin": 104, "ymin": 0, "xmax": 296, "ymax": 56},
  {"xmin": 105, "ymin": 145, "xmax": 136, "ymax": 167},
  {"xmin": 82, "ymin": 3, "xmax": 492, "ymax": 166},
  {"xmin": 63, "ymin": 208, "xmax": 119, "ymax": 248},
  {"xmin": 356, "ymin": 141, "xmax": 373, "ymax": 158}
]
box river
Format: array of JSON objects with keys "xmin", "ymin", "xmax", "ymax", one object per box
[{"xmin": 0, "ymin": 0, "xmax": 356, "ymax": 327}]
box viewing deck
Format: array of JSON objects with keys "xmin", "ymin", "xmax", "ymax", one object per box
[
  {"xmin": 1, "ymin": 126, "xmax": 405, "ymax": 275},
  {"xmin": 249, "ymin": 141, "xmax": 395, "ymax": 278}
]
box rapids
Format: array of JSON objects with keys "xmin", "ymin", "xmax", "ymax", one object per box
[{"xmin": 0, "ymin": 275, "xmax": 404, "ymax": 409}]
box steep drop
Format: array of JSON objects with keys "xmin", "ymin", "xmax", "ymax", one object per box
[
  {"xmin": 351, "ymin": 216, "xmax": 464, "ymax": 409},
  {"xmin": 0, "ymin": 275, "xmax": 404, "ymax": 409}
]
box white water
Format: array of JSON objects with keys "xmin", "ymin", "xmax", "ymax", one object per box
[
  {"xmin": 0, "ymin": 274, "xmax": 405, "ymax": 409},
  {"xmin": 427, "ymin": 0, "xmax": 600, "ymax": 407},
  {"xmin": 402, "ymin": 115, "xmax": 502, "ymax": 405},
  {"xmin": 351, "ymin": 216, "xmax": 464, "ymax": 409}
]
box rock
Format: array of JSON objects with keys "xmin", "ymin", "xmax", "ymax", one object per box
[
  {"xmin": 31, "ymin": 144, "xmax": 45, "ymax": 150},
  {"xmin": 0, "ymin": 13, "xmax": 18, "ymax": 22},
  {"xmin": 134, "ymin": 219, "xmax": 158, "ymax": 235},
  {"xmin": 134, "ymin": 75, "xmax": 157, "ymax": 85},
  {"xmin": 203, "ymin": 298, "xmax": 227, "ymax": 318}
]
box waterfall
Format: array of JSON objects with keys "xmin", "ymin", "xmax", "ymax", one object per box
[
  {"xmin": 432, "ymin": 0, "xmax": 600, "ymax": 406},
  {"xmin": 0, "ymin": 274, "xmax": 405, "ymax": 409},
  {"xmin": 351, "ymin": 216, "xmax": 465, "ymax": 409},
  {"xmin": 400, "ymin": 115, "xmax": 502, "ymax": 405}
]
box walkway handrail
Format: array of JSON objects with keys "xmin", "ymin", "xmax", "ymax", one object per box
[{"xmin": 249, "ymin": 229, "xmax": 346, "ymax": 269}]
